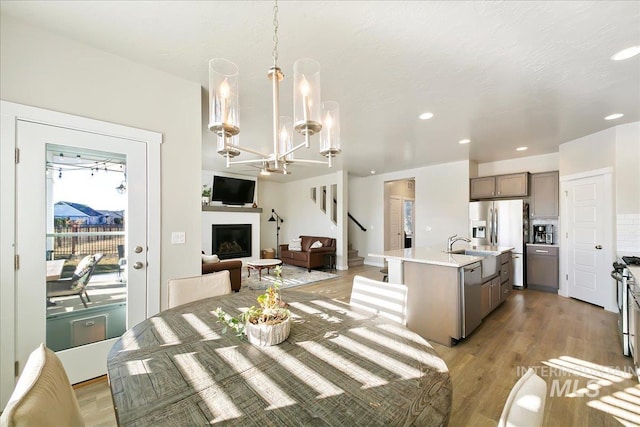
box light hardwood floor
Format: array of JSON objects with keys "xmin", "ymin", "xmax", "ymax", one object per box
[{"xmin": 74, "ymin": 265, "xmax": 640, "ymax": 426}]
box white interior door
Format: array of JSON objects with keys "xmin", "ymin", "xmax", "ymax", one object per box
[
  {"xmin": 388, "ymin": 197, "xmax": 403, "ymax": 250},
  {"xmin": 15, "ymin": 120, "xmax": 148, "ymax": 384},
  {"xmin": 565, "ymin": 173, "xmax": 612, "ymax": 308}
]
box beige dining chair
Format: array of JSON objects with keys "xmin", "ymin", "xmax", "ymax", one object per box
[
  {"xmin": 0, "ymin": 343, "xmax": 84, "ymax": 427},
  {"xmin": 498, "ymin": 368, "xmax": 547, "ymax": 427},
  {"xmin": 350, "ymin": 275, "xmax": 408, "ymax": 324},
  {"xmin": 167, "ymin": 270, "xmax": 232, "ymax": 309}
]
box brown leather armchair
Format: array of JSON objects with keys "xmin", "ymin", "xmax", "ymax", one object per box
[
  {"xmin": 279, "ymin": 236, "xmax": 336, "ymax": 272},
  {"xmin": 202, "ymin": 256, "xmax": 242, "ymax": 292}
]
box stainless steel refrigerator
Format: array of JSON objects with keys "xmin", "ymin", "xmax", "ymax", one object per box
[{"xmin": 469, "ymin": 200, "xmax": 528, "ymax": 287}]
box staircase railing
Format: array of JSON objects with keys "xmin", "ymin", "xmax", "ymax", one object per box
[{"xmin": 323, "ymin": 188, "xmax": 366, "ymax": 232}]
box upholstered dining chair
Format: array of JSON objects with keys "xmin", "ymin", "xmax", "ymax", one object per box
[
  {"xmin": 498, "ymin": 368, "xmax": 547, "ymax": 427},
  {"xmin": 46, "ymin": 253, "xmax": 103, "ymax": 308},
  {"xmin": 167, "ymin": 270, "xmax": 232, "ymax": 309},
  {"xmin": 0, "ymin": 343, "xmax": 84, "ymax": 427},
  {"xmin": 350, "ymin": 275, "xmax": 408, "ymax": 324}
]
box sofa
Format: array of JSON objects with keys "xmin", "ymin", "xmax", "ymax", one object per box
[
  {"xmin": 202, "ymin": 254, "xmax": 242, "ymax": 292},
  {"xmin": 279, "ymin": 236, "xmax": 336, "ymax": 272}
]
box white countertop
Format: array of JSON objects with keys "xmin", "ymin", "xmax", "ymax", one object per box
[{"xmin": 369, "ymin": 246, "xmax": 514, "ymax": 268}]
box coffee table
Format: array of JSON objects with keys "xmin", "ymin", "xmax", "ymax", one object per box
[{"xmin": 246, "ymin": 259, "xmax": 282, "ymax": 281}]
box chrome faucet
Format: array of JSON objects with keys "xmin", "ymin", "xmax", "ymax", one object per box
[{"xmin": 447, "ymin": 234, "xmax": 471, "ymax": 252}]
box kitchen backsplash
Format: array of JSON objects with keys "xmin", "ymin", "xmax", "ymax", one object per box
[{"xmin": 618, "ymin": 214, "xmax": 640, "ymax": 253}]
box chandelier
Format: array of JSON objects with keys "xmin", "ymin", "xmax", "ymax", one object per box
[{"xmin": 208, "ymin": 0, "xmax": 341, "ymax": 175}]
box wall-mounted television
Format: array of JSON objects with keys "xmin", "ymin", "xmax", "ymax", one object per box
[{"xmin": 212, "ymin": 176, "xmax": 255, "ymax": 205}]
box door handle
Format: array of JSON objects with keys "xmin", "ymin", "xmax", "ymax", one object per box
[
  {"xmin": 134, "ymin": 246, "xmax": 144, "ymax": 254},
  {"xmin": 595, "ymin": 245, "xmax": 602, "ymax": 250},
  {"xmin": 133, "ymin": 261, "xmax": 144, "ymax": 269}
]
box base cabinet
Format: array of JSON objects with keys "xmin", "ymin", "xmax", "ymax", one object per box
[
  {"xmin": 482, "ymin": 276, "xmax": 503, "ymax": 318},
  {"xmin": 526, "ymin": 245, "xmax": 559, "ymax": 292},
  {"xmin": 481, "ymin": 282, "xmax": 491, "ymax": 318}
]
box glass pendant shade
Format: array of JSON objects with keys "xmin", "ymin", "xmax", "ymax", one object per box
[
  {"xmin": 293, "ymin": 59, "xmax": 322, "ymax": 136},
  {"xmin": 209, "ymin": 58, "xmax": 240, "ymax": 137},
  {"xmin": 278, "ymin": 116, "xmax": 294, "ymax": 162},
  {"xmin": 217, "ymin": 134, "xmax": 240, "ymax": 157},
  {"xmin": 320, "ymin": 101, "xmax": 341, "ymax": 157}
]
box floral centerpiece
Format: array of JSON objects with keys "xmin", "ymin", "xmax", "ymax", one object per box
[{"xmin": 214, "ymin": 266, "xmax": 291, "ymax": 346}]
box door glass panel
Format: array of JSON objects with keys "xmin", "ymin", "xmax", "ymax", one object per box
[
  {"xmin": 403, "ymin": 200, "xmax": 414, "ymax": 248},
  {"xmin": 45, "ymin": 145, "xmax": 127, "ymax": 351}
]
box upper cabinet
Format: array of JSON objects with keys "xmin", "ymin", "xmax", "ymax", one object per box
[
  {"xmin": 530, "ymin": 171, "xmax": 559, "ymax": 218},
  {"xmin": 470, "ymin": 176, "xmax": 496, "ymax": 199},
  {"xmin": 470, "ymin": 172, "xmax": 529, "ymax": 200}
]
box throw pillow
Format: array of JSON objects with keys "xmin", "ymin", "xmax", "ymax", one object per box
[
  {"xmin": 310, "ymin": 240, "xmax": 323, "ymax": 249},
  {"xmin": 202, "ymin": 254, "xmax": 220, "ymax": 264},
  {"xmin": 289, "ymin": 238, "xmax": 302, "ymax": 252}
]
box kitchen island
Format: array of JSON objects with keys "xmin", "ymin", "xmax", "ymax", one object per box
[{"xmin": 370, "ymin": 246, "xmax": 513, "ymax": 346}]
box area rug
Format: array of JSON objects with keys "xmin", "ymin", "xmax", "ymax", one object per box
[{"xmin": 241, "ymin": 264, "xmax": 337, "ymax": 291}]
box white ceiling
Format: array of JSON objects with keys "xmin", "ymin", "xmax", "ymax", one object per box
[{"xmin": 2, "ymin": 1, "xmax": 639, "ymax": 181}]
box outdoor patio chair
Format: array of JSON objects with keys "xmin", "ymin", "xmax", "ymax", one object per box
[{"xmin": 46, "ymin": 252, "xmax": 104, "ymax": 308}]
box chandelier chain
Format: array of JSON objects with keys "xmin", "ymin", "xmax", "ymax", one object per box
[{"xmin": 272, "ymin": 0, "xmax": 279, "ymax": 66}]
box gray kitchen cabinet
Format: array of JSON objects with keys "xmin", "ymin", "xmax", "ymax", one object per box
[
  {"xmin": 496, "ymin": 173, "xmax": 529, "ymax": 197},
  {"xmin": 470, "ymin": 176, "xmax": 496, "ymax": 199},
  {"xmin": 526, "ymin": 245, "xmax": 559, "ymax": 292},
  {"xmin": 481, "ymin": 281, "xmax": 491, "ymax": 318},
  {"xmin": 470, "ymin": 173, "xmax": 529, "ymax": 200},
  {"xmin": 530, "ymin": 171, "xmax": 559, "ymax": 218},
  {"xmin": 500, "ymin": 252, "xmax": 512, "ymax": 302},
  {"xmin": 490, "ymin": 276, "xmax": 501, "ymax": 308}
]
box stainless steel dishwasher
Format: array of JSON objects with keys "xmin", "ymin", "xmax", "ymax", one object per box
[{"xmin": 460, "ymin": 262, "xmax": 482, "ymax": 338}]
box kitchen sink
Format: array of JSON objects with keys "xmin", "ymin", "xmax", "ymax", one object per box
[{"xmin": 448, "ymin": 249, "xmax": 499, "ymax": 278}]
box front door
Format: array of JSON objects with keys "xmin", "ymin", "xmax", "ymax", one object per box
[
  {"xmin": 565, "ymin": 173, "xmax": 612, "ymax": 309},
  {"xmin": 15, "ymin": 120, "xmax": 148, "ymax": 384}
]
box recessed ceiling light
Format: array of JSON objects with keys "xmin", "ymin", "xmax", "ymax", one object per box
[
  {"xmin": 611, "ymin": 46, "xmax": 640, "ymax": 61},
  {"xmin": 370, "ymin": 170, "xmax": 376, "ymax": 175},
  {"xmin": 419, "ymin": 112, "xmax": 434, "ymax": 120},
  {"xmin": 459, "ymin": 139, "xmax": 471, "ymax": 144},
  {"xmin": 604, "ymin": 113, "xmax": 624, "ymax": 120},
  {"xmin": 516, "ymin": 147, "xmax": 528, "ymax": 152}
]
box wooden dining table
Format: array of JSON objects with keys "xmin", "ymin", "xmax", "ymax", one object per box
[{"xmin": 107, "ymin": 290, "xmax": 452, "ymax": 426}]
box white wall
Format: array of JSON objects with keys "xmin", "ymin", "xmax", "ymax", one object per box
[
  {"xmin": 615, "ymin": 122, "xmax": 640, "ymax": 215},
  {"xmin": 559, "ymin": 127, "xmax": 616, "ymax": 177},
  {"xmin": 0, "ymin": 16, "xmax": 202, "ymax": 309},
  {"xmin": 614, "ymin": 122, "xmax": 640, "ymax": 254},
  {"xmin": 257, "ymin": 179, "xmax": 287, "ymax": 251},
  {"xmin": 477, "ymin": 153, "xmax": 559, "ymax": 176},
  {"xmin": 350, "ymin": 160, "xmax": 470, "ymax": 266}
]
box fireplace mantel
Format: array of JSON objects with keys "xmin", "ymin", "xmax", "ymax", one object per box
[{"xmin": 202, "ymin": 205, "xmax": 263, "ymax": 213}]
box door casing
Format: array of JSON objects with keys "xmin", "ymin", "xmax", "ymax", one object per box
[
  {"xmin": 0, "ymin": 100, "xmax": 161, "ymax": 407},
  {"xmin": 559, "ymin": 167, "xmax": 615, "ymax": 312}
]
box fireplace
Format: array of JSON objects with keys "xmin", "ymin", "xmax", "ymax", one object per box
[{"xmin": 212, "ymin": 224, "xmax": 252, "ymax": 259}]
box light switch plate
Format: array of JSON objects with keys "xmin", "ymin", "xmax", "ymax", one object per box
[{"xmin": 171, "ymin": 232, "xmax": 186, "ymax": 244}]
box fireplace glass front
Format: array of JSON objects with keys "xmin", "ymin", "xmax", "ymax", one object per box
[{"xmin": 212, "ymin": 224, "xmax": 252, "ymax": 259}]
